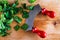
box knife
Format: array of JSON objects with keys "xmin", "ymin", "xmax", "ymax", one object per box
[{"xmin": 26, "ymin": 4, "xmax": 42, "ymax": 31}]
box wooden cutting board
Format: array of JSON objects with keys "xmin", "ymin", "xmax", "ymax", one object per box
[{"xmin": 0, "ymin": 0, "xmax": 60, "ymax": 40}]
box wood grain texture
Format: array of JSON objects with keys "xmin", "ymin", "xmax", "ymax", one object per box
[{"xmin": 0, "ymin": 0, "xmax": 60, "ymax": 40}]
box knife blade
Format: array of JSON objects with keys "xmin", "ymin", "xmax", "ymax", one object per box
[{"xmin": 26, "ymin": 4, "xmax": 42, "ymax": 31}]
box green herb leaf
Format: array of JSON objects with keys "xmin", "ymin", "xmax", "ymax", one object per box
[
  {"xmin": 15, "ymin": 0, "xmax": 19, "ymax": 5},
  {"xmin": 27, "ymin": 5, "xmax": 34, "ymax": 10},
  {"xmin": 12, "ymin": 0, "xmax": 18, "ymax": 8},
  {"xmin": 14, "ymin": 8, "xmax": 19, "ymax": 14},
  {"xmin": 0, "ymin": 22, "xmax": 10, "ymax": 37},
  {"xmin": 21, "ymin": 23, "xmax": 28, "ymax": 30},
  {"xmin": 22, "ymin": 11, "xmax": 29, "ymax": 18},
  {"xmin": 4, "ymin": 24, "xmax": 11, "ymax": 30},
  {"xmin": 10, "ymin": 7, "xmax": 19, "ymax": 15},
  {"xmin": 6, "ymin": 18, "xmax": 13, "ymax": 24},
  {"xmin": 2, "ymin": 0, "xmax": 8, "ymax": 4},
  {"xmin": 1, "ymin": 14, "xmax": 6, "ymax": 22},
  {"xmin": 14, "ymin": 25, "xmax": 20, "ymax": 31},
  {"xmin": 1, "ymin": 23, "xmax": 6, "ymax": 29},
  {"xmin": 0, "ymin": 20, "xmax": 3, "ymax": 29},
  {"xmin": 0, "ymin": 30, "xmax": 7, "ymax": 37},
  {"xmin": 0, "ymin": 5, "xmax": 2, "ymax": 12},
  {"xmin": 0, "ymin": 21, "xmax": 6, "ymax": 30},
  {"xmin": 14, "ymin": 16, "xmax": 22, "ymax": 23},
  {"xmin": 12, "ymin": 3, "xmax": 17, "ymax": 8},
  {"xmin": 10, "ymin": 9, "xmax": 14, "ymax": 15},
  {"xmin": 28, "ymin": 0, "xmax": 36, "ymax": 3},
  {"xmin": 3, "ymin": 4, "xmax": 11, "ymax": 12},
  {"xmin": 19, "ymin": 7, "xmax": 23, "ymax": 13},
  {"xmin": 4, "ymin": 11, "xmax": 12, "ymax": 19}
]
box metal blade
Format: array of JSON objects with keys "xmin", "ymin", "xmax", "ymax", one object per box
[{"xmin": 26, "ymin": 4, "xmax": 42, "ymax": 31}]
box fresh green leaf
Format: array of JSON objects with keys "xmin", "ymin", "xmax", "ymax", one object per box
[
  {"xmin": 3, "ymin": 5, "xmax": 11, "ymax": 12},
  {"xmin": 1, "ymin": 14, "xmax": 6, "ymax": 22},
  {"xmin": 28, "ymin": 0, "xmax": 36, "ymax": 3},
  {"xmin": 1, "ymin": 23, "xmax": 6, "ymax": 29},
  {"xmin": 0, "ymin": 27, "xmax": 10, "ymax": 37},
  {"xmin": 0, "ymin": 20, "xmax": 3, "ymax": 29},
  {"xmin": 10, "ymin": 8, "xmax": 19, "ymax": 15},
  {"xmin": 2, "ymin": 0, "xmax": 8, "ymax": 4},
  {"xmin": 0, "ymin": 21, "xmax": 6, "ymax": 30},
  {"xmin": 12, "ymin": 0, "xmax": 18, "ymax": 8},
  {"xmin": 0, "ymin": 31, "xmax": 7, "ymax": 37},
  {"xmin": 4, "ymin": 11, "xmax": 12, "ymax": 19},
  {"xmin": 0, "ymin": 5, "xmax": 2, "ymax": 12},
  {"xmin": 5, "ymin": 24, "xmax": 11, "ymax": 30},
  {"xmin": 14, "ymin": 8, "xmax": 19, "ymax": 14},
  {"xmin": 14, "ymin": 25, "xmax": 20, "ymax": 31},
  {"xmin": 19, "ymin": 7, "xmax": 23, "ymax": 13},
  {"xmin": 12, "ymin": 3, "xmax": 17, "ymax": 8},
  {"xmin": 4, "ymin": 4, "xmax": 7, "ymax": 8},
  {"xmin": 6, "ymin": 18, "xmax": 13, "ymax": 24},
  {"xmin": 27, "ymin": 5, "xmax": 34, "ymax": 10},
  {"xmin": 14, "ymin": 16, "xmax": 22, "ymax": 23},
  {"xmin": 15, "ymin": 0, "xmax": 19, "ymax": 5},
  {"xmin": 21, "ymin": 23, "xmax": 28, "ymax": 30},
  {"xmin": 22, "ymin": 11, "xmax": 29, "ymax": 18},
  {"xmin": 10, "ymin": 9, "xmax": 14, "ymax": 15}
]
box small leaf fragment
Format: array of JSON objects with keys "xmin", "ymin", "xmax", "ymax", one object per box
[
  {"xmin": 14, "ymin": 16, "xmax": 22, "ymax": 23},
  {"xmin": 28, "ymin": 0, "xmax": 36, "ymax": 3},
  {"xmin": 0, "ymin": 5, "xmax": 2, "ymax": 12},
  {"xmin": 6, "ymin": 18, "xmax": 13, "ymax": 24},
  {"xmin": 19, "ymin": 7, "xmax": 23, "ymax": 13},
  {"xmin": 27, "ymin": 5, "xmax": 34, "ymax": 10},
  {"xmin": 14, "ymin": 25, "xmax": 20, "ymax": 31},
  {"xmin": 21, "ymin": 23, "xmax": 28, "ymax": 30},
  {"xmin": 1, "ymin": 14, "xmax": 6, "ymax": 22},
  {"xmin": 4, "ymin": 11, "xmax": 12, "ymax": 19},
  {"xmin": 22, "ymin": 11, "xmax": 29, "ymax": 18}
]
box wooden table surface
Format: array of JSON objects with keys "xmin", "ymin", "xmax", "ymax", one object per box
[{"xmin": 0, "ymin": 0, "xmax": 60, "ymax": 40}]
